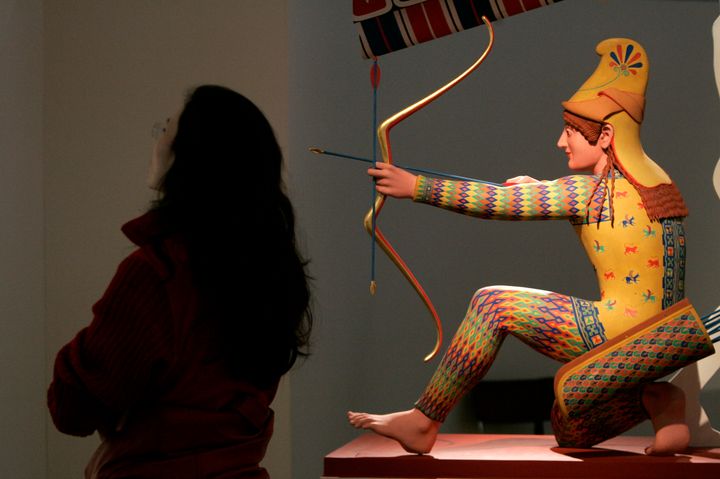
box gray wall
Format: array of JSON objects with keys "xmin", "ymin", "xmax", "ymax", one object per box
[
  {"xmin": 0, "ymin": 1, "xmax": 46, "ymax": 478},
  {"xmin": 288, "ymin": 1, "xmax": 720, "ymax": 478}
]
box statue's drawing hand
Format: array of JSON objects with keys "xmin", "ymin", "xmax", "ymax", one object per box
[
  {"xmin": 504, "ymin": 175, "xmax": 540, "ymax": 186},
  {"xmin": 368, "ymin": 162, "xmax": 417, "ymax": 199}
]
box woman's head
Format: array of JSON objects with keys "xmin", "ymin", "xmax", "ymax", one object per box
[
  {"xmin": 151, "ymin": 85, "xmax": 312, "ymax": 383},
  {"xmin": 158, "ymin": 85, "xmax": 283, "ymax": 208},
  {"xmin": 148, "ymin": 114, "xmax": 179, "ymax": 189}
]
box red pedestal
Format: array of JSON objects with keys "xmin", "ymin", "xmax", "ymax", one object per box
[{"xmin": 324, "ymin": 434, "xmax": 720, "ymax": 478}]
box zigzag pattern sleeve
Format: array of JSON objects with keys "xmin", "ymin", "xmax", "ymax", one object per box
[{"xmin": 413, "ymin": 175, "xmax": 598, "ymax": 221}]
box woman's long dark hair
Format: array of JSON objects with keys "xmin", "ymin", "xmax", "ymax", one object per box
[{"xmin": 153, "ymin": 85, "xmax": 312, "ymax": 384}]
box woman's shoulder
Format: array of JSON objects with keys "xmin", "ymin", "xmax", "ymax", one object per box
[{"xmin": 120, "ymin": 211, "xmax": 189, "ymax": 280}]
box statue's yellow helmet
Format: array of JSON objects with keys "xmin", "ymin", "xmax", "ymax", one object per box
[
  {"xmin": 563, "ymin": 39, "xmax": 671, "ymax": 187},
  {"xmin": 563, "ymin": 38, "xmax": 648, "ymax": 123}
]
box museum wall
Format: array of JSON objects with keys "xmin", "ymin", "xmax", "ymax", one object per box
[
  {"xmin": 42, "ymin": 1, "xmax": 291, "ymax": 478},
  {"xmin": 288, "ymin": 1, "xmax": 720, "ymax": 478},
  {"xmin": 0, "ymin": 1, "xmax": 46, "ymax": 478}
]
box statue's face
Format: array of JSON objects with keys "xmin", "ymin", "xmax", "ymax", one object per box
[
  {"xmin": 557, "ymin": 126, "xmax": 606, "ymax": 174},
  {"xmin": 148, "ymin": 113, "xmax": 179, "ymax": 190}
]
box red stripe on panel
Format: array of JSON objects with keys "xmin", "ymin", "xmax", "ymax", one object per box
[
  {"xmin": 423, "ymin": 0, "xmax": 452, "ymax": 38},
  {"xmin": 374, "ymin": 17, "xmax": 393, "ymax": 53},
  {"xmin": 353, "ymin": 0, "xmax": 392, "ymax": 21},
  {"xmin": 501, "ymin": 0, "xmax": 525, "ymax": 16},
  {"xmin": 406, "ymin": 4, "xmax": 434, "ymax": 43},
  {"xmin": 521, "ymin": 0, "xmax": 543, "ymax": 10}
]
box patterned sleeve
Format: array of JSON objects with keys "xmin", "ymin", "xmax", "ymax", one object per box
[{"xmin": 413, "ymin": 174, "xmax": 600, "ymax": 221}]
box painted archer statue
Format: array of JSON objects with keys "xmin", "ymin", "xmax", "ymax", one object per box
[{"xmin": 348, "ymin": 38, "xmax": 715, "ymax": 456}]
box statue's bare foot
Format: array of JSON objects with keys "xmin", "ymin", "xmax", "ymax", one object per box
[
  {"xmin": 347, "ymin": 408, "xmax": 440, "ymax": 454},
  {"xmin": 642, "ymin": 382, "xmax": 689, "ymax": 456}
]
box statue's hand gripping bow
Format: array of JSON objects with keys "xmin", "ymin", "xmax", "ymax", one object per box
[{"xmin": 364, "ymin": 16, "xmax": 495, "ymax": 362}]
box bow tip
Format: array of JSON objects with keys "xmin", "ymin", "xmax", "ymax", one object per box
[
  {"xmin": 370, "ymin": 280, "xmax": 377, "ymax": 295},
  {"xmin": 423, "ymin": 337, "xmax": 442, "ymax": 363},
  {"xmin": 423, "ymin": 349, "xmax": 438, "ymax": 363}
]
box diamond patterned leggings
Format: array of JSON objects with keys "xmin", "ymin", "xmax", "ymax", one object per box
[{"xmin": 414, "ymin": 287, "xmax": 591, "ymax": 421}]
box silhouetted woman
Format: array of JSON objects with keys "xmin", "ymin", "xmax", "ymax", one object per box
[{"xmin": 49, "ymin": 85, "xmax": 312, "ymax": 478}]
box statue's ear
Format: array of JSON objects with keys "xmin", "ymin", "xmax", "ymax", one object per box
[{"xmin": 599, "ymin": 124, "xmax": 614, "ymax": 149}]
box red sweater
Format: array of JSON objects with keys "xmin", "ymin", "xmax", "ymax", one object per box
[{"xmin": 48, "ymin": 212, "xmax": 278, "ymax": 479}]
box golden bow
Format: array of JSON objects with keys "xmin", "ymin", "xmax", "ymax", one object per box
[{"xmin": 364, "ymin": 16, "xmax": 495, "ymax": 362}]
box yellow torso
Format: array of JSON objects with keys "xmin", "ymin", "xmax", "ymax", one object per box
[{"xmin": 574, "ymin": 178, "xmax": 666, "ymax": 339}]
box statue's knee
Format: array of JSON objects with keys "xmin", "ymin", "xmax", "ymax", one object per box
[
  {"xmin": 471, "ymin": 286, "xmax": 501, "ymax": 301},
  {"xmin": 469, "ymin": 287, "xmax": 493, "ymax": 309}
]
